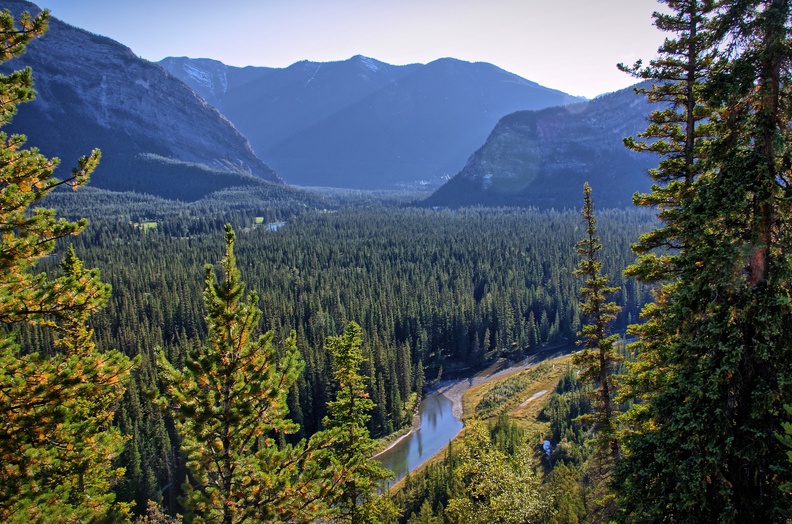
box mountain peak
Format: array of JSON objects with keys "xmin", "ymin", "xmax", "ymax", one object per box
[
  {"xmin": 161, "ymin": 56, "xmax": 584, "ymax": 190},
  {"xmin": 351, "ymin": 55, "xmax": 383, "ymax": 72},
  {"xmin": 2, "ymin": 7, "xmax": 281, "ymax": 200}
]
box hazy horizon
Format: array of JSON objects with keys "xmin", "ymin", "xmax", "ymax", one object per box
[{"xmin": 46, "ymin": 0, "xmax": 667, "ymax": 99}]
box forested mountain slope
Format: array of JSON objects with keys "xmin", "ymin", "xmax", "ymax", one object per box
[
  {"xmin": 1, "ymin": 0, "xmax": 282, "ymax": 200},
  {"xmin": 160, "ymin": 55, "xmax": 583, "ymax": 190}
]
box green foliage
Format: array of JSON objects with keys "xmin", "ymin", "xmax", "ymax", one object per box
[
  {"xmin": 445, "ymin": 422, "xmax": 550, "ymax": 524},
  {"xmin": 406, "ymin": 499, "xmax": 443, "ymax": 524},
  {"xmin": 616, "ymin": 1, "xmax": 792, "ymax": 521},
  {"xmin": 21, "ymin": 188, "xmax": 654, "ymax": 515},
  {"xmin": 391, "ymin": 454, "xmax": 456, "ymax": 524},
  {"xmin": 542, "ymin": 371, "xmax": 591, "ymax": 467},
  {"xmin": 391, "ymin": 416, "xmax": 535, "ymax": 524},
  {"xmin": 779, "ymin": 404, "xmax": 792, "ymax": 493},
  {"xmin": 545, "ymin": 463, "xmax": 585, "ymax": 524},
  {"xmin": 321, "ymin": 321, "xmax": 394, "ymax": 523},
  {"xmin": 573, "ymin": 183, "xmax": 621, "ymax": 455},
  {"xmin": 0, "ymin": 7, "xmax": 133, "ymax": 522},
  {"xmin": 475, "ymin": 363, "xmax": 551, "ymax": 418},
  {"xmin": 157, "ymin": 225, "xmax": 312, "ymax": 523},
  {"xmin": 40, "ymin": 204, "xmax": 653, "ymax": 510}
]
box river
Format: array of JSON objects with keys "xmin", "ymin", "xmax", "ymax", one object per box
[
  {"xmin": 374, "ymin": 342, "xmax": 582, "ymax": 486},
  {"xmin": 375, "ymin": 389, "xmax": 463, "ymax": 486}
]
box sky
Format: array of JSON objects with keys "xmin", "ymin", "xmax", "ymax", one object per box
[{"xmin": 44, "ymin": 0, "xmax": 667, "ymax": 99}]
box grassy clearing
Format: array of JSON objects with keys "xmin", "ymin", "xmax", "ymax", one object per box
[
  {"xmin": 132, "ymin": 221, "xmax": 157, "ymax": 232},
  {"xmin": 464, "ymin": 355, "xmax": 574, "ymax": 420},
  {"xmin": 463, "ymin": 355, "xmax": 575, "ymax": 444},
  {"xmin": 386, "ymin": 354, "xmax": 576, "ymax": 492}
]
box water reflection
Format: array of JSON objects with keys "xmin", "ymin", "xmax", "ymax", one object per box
[{"xmin": 376, "ymin": 391, "xmax": 464, "ymax": 485}]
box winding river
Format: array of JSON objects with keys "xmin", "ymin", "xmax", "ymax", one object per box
[
  {"xmin": 374, "ymin": 343, "xmax": 581, "ymax": 486},
  {"xmin": 375, "ymin": 389, "xmax": 463, "ymax": 486}
]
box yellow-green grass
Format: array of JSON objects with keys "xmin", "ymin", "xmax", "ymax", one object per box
[
  {"xmin": 463, "ymin": 355, "xmax": 573, "ymax": 422},
  {"xmin": 386, "ymin": 354, "xmax": 575, "ymax": 492},
  {"xmin": 132, "ymin": 221, "xmax": 157, "ymax": 231}
]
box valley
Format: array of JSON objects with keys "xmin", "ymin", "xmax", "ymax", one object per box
[
  {"xmin": 38, "ymin": 188, "xmax": 653, "ymax": 517},
  {"xmin": 3, "ymin": 0, "xmax": 792, "ymax": 522}
]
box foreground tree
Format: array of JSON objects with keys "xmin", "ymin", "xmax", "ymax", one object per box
[
  {"xmin": 0, "ymin": 6, "xmax": 133, "ymax": 522},
  {"xmin": 157, "ymin": 225, "xmax": 315, "ymax": 523},
  {"xmin": 617, "ymin": 0, "xmax": 718, "ymax": 415},
  {"xmin": 616, "ymin": 1, "xmax": 792, "ymax": 521},
  {"xmin": 572, "ymin": 183, "xmax": 622, "ymax": 522},
  {"xmin": 573, "ymin": 182, "xmax": 622, "ymax": 456},
  {"xmin": 320, "ymin": 321, "xmax": 394, "ymax": 524},
  {"xmin": 445, "ymin": 422, "xmax": 549, "ymax": 524}
]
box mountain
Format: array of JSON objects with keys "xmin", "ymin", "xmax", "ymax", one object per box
[
  {"xmin": 424, "ymin": 84, "xmax": 656, "ymax": 209},
  {"xmin": 159, "ymin": 55, "xmax": 584, "ymax": 189},
  {"xmin": 1, "ymin": 0, "xmax": 282, "ymax": 200}
]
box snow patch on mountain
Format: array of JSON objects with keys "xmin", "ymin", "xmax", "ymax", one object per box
[
  {"xmin": 183, "ymin": 62, "xmax": 212, "ymax": 89},
  {"xmin": 182, "ymin": 61, "xmax": 228, "ymax": 96},
  {"xmin": 359, "ymin": 56, "xmax": 380, "ymax": 72}
]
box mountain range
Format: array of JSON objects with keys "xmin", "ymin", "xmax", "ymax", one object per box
[
  {"xmin": 159, "ymin": 55, "xmax": 583, "ymax": 189},
  {"xmin": 4, "ymin": 1, "xmax": 657, "ymax": 208},
  {"xmin": 424, "ymin": 84, "xmax": 656, "ymax": 209},
  {"xmin": 2, "ymin": 0, "xmax": 282, "ymax": 200}
]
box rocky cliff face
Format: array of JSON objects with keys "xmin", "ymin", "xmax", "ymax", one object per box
[
  {"xmin": 160, "ymin": 55, "xmax": 583, "ymax": 190},
  {"xmin": 424, "ymin": 84, "xmax": 657, "ymax": 209},
  {"xmin": 2, "ymin": 1, "xmax": 281, "ymax": 199}
]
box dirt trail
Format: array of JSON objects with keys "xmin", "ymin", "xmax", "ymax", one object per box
[{"xmin": 519, "ymin": 389, "xmax": 549, "ymax": 408}]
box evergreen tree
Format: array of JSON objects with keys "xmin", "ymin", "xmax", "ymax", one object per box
[
  {"xmin": 546, "ymin": 463, "xmax": 585, "ymax": 524},
  {"xmin": 617, "ymin": 0, "xmax": 717, "ymax": 412},
  {"xmin": 321, "ymin": 321, "xmax": 394, "ymax": 523},
  {"xmin": 573, "ymin": 182, "xmax": 622, "ymax": 455},
  {"xmin": 616, "ymin": 1, "xmax": 792, "ymax": 520},
  {"xmin": 406, "ymin": 500, "xmax": 443, "ymax": 524},
  {"xmin": 0, "ymin": 7, "xmax": 132, "ymax": 522},
  {"xmin": 157, "ymin": 225, "xmax": 309, "ymax": 523}
]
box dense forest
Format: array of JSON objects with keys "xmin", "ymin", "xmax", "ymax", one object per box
[
  {"xmin": 37, "ymin": 195, "xmax": 651, "ymax": 513},
  {"xmin": 3, "ymin": 0, "xmax": 792, "ymax": 523}
]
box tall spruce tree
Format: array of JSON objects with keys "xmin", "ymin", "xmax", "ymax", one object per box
[
  {"xmin": 157, "ymin": 225, "xmax": 314, "ymax": 523},
  {"xmin": 320, "ymin": 321, "xmax": 393, "ymax": 524},
  {"xmin": 615, "ymin": 1, "xmax": 792, "ymax": 521},
  {"xmin": 0, "ymin": 7, "xmax": 133, "ymax": 522},
  {"xmin": 574, "ymin": 182, "xmax": 621, "ymax": 455},
  {"xmin": 617, "ymin": 0, "xmax": 717, "ymax": 416}
]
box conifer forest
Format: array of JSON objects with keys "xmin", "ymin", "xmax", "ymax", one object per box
[{"xmin": 2, "ymin": 1, "xmax": 792, "ymax": 523}]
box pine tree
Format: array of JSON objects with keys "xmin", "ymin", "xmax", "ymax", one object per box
[
  {"xmin": 0, "ymin": 7, "xmax": 133, "ymax": 522},
  {"xmin": 320, "ymin": 321, "xmax": 393, "ymax": 524},
  {"xmin": 617, "ymin": 0, "xmax": 718, "ymax": 416},
  {"xmin": 573, "ymin": 182, "xmax": 622, "ymax": 455},
  {"xmin": 615, "ymin": 1, "xmax": 792, "ymax": 520},
  {"xmin": 157, "ymin": 225, "xmax": 311, "ymax": 523}
]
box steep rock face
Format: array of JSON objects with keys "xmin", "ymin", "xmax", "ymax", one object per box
[
  {"xmin": 2, "ymin": 1, "xmax": 281, "ymax": 199},
  {"xmin": 157, "ymin": 57, "xmax": 277, "ymax": 110},
  {"xmin": 160, "ymin": 55, "xmax": 583, "ymax": 189},
  {"xmin": 424, "ymin": 84, "xmax": 656, "ymax": 209}
]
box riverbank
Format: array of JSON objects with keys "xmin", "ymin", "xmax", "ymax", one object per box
[
  {"xmin": 373, "ymin": 408, "xmax": 422, "ymax": 457},
  {"xmin": 433, "ymin": 342, "xmax": 579, "ymax": 420},
  {"xmin": 382, "ymin": 344, "xmax": 581, "ymax": 491}
]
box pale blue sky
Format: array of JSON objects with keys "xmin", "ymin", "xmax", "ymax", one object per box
[{"xmin": 44, "ymin": 0, "xmax": 666, "ymax": 98}]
